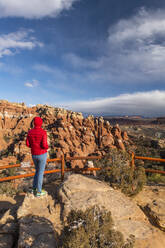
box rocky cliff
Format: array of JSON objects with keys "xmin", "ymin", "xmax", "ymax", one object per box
[
  {"xmin": 0, "ymin": 100, "xmax": 130, "ymax": 167},
  {"xmin": 0, "ymin": 174, "xmax": 165, "ymax": 248}
]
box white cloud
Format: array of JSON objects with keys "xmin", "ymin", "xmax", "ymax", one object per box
[
  {"xmin": 108, "ymin": 8, "xmax": 165, "ymax": 46},
  {"xmin": 60, "ymin": 90, "xmax": 165, "ymax": 117},
  {"xmin": 107, "ymin": 8, "xmax": 165, "ymax": 81},
  {"xmin": 24, "ymin": 79, "xmax": 39, "ymax": 88},
  {"xmin": 0, "ymin": 0, "xmax": 78, "ymax": 19},
  {"xmin": 63, "ymin": 8, "xmax": 165, "ymax": 84},
  {"xmin": 0, "ymin": 29, "xmax": 43, "ymax": 58}
]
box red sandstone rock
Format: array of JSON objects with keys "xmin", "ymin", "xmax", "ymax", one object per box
[
  {"xmin": 122, "ymin": 131, "xmax": 129, "ymax": 141},
  {"xmin": 0, "ymin": 100, "xmax": 130, "ymax": 168},
  {"xmin": 115, "ymin": 138, "xmax": 126, "ymax": 151},
  {"xmin": 101, "ymin": 135, "xmax": 114, "ymax": 147}
]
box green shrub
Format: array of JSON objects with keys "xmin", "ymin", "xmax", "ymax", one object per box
[
  {"xmin": 0, "ymin": 167, "xmax": 17, "ymax": 177},
  {"xmin": 7, "ymin": 168, "xmax": 17, "ymax": 177},
  {"xmin": 0, "ymin": 181, "xmax": 19, "ymax": 196},
  {"xmin": 0, "ymin": 172, "xmax": 19, "ymax": 196},
  {"xmin": 0, "ymin": 168, "xmax": 19, "ymax": 196},
  {"xmin": 61, "ymin": 206, "xmax": 135, "ymax": 248},
  {"xmin": 147, "ymin": 173, "xmax": 165, "ymax": 184},
  {"xmin": 96, "ymin": 150, "xmax": 146, "ymax": 196}
]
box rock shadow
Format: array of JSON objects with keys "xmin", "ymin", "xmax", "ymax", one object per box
[
  {"xmin": 0, "ymin": 196, "xmax": 25, "ymax": 248},
  {"xmin": 0, "ymin": 201, "xmax": 14, "ymax": 220},
  {"xmin": 44, "ymin": 179, "xmax": 62, "ymax": 202},
  {"xmin": 19, "ymin": 215, "xmax": 58, "ymax": 248},
  {"xmin": 0, "ymin": 194, "xmax": 25, "ymax": 224},
  {"xmin": 139, "ymin": 204, "xmax": 165, "ymax": 232}
]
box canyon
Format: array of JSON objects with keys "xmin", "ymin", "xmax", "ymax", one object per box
[
  {"xmin": 0, "ymin": 100, "xmax": 165, "ymax": 248},
  {"xmin": 0, "ymin": 100, "xmax": 130, "ymax": 167}
]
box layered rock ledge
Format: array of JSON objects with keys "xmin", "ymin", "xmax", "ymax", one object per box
[{"xmin": 1, "ymin": 175, "xmax": 165, "ymax": 248}]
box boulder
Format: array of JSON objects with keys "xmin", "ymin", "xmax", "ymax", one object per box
[
  {"xmin": 17, "ymin": 193, "xmax": 58, "ymax": 225},
  {"xmin": 133, "ymin": 185, "xmax": 165, "ymax": 232},
  {"xmin": 18, "ymin": 215, "xmax": 57, "ymax": 248},
  {"xmin": 59, "ymin": 174, "xmax": 165, "ymax": 248},
  {"xmin": 83, "ymin": 160, "xmax": 96, "ymax": 176},
  {"xmin": 17, "ymin": 193, "xmax": 61, "ymax": 248}
]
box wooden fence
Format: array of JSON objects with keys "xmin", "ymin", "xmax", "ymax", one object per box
[
  {"xmin": 0, "ymin": 153, "xmax": 165, "ymax": 183},
  {"xmin": 131, "ymin": 152, "xmax": 165, "ymax": 175},
  {"xmin": 0, "ymin": 155, "xmax": 102, "ymax": 182}
]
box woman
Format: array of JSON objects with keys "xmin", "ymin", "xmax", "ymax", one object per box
[{"xmin": 26, "ymin": 116, "xmax": 48, "ymax": 196}]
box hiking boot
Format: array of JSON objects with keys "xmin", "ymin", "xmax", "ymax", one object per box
[{"xmin": 35, "ymin": 190, "xmax": 47, "ymax": 197}]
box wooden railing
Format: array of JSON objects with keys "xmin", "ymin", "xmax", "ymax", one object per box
[
  {"xmin": 0, "ymin": 155, "xmax": 102, "ymax": 182},
  {"xmin": 0, "ymin": 152, "xmax": 165, "ymax": 183},
  {"xmin": 131, "ymin": 152, "xmax": 165, "ymax": 175}
]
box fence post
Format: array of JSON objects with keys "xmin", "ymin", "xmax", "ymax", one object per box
[
  {"xmin": 61, "ymin": 154, "xmax": 65, "ymax": 181},
  {"xmin": 131, "ymin": 152, "xmax": 135, "ymax": 169}
]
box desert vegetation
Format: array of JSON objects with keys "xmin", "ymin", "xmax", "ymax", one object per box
[
  {"xmin": 95, "ymin": 149, "xmax": 146, "ymax": 196},
  {"xmin": 61, "ymin": 206, "xmax": 135, "ymax": 248},
  {"xmin": 0, "ymin": 168, "xmax": 19, "ymax": 195},
  {"xmin": 129, "ymin": 130, "xmax": 165, "ymax": 184}
]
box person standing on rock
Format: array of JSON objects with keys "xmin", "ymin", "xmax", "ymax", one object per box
[{"xmin": 26, "ymin": 117, "xmax": 48, "ymax": 197}]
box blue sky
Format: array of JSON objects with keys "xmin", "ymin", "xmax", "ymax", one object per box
[{"xmin": 1, "ymin": 0, "xmax": 165, "ymax": 117}]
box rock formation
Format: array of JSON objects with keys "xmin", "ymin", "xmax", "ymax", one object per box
[
  {"xmin": 133, "ymin": 185, "xmax": 165, "ymax": 232},
  {"xmin": 0, "ymin": 100, "xmax": 130, "ymax": 168},
  {"xmin": 0, "ymin": 175, "xmax": 165, "ymax": 248},
  {"xmin": 59, "ymin": 174, "xmax": 165, "ymax": 248}
]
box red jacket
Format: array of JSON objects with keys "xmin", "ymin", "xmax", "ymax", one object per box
[{"xmin": 26, "ymin": 117, "xmax": 48, "ymax": 155}]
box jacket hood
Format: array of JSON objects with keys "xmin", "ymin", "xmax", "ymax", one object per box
[{"xmin": 34, "ymin": 117, "xmax": 43, "ymax": 127}]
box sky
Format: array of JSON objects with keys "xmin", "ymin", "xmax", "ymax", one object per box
[{"xmin": 1, "ymin": 0, "xmax": 165, "ymax": 117}]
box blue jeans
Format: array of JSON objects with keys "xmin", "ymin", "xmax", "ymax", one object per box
[{"xmin": 32, "ymin": 153, "xmax": 47, "ymax": 193}]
